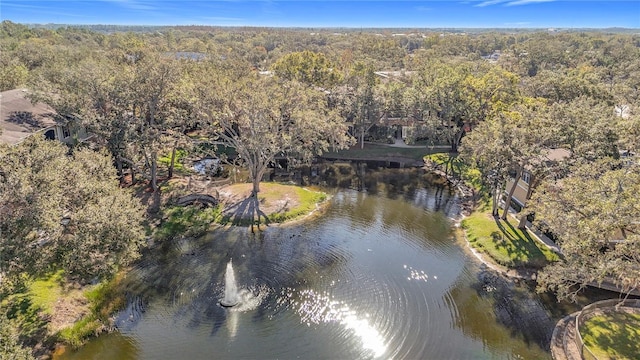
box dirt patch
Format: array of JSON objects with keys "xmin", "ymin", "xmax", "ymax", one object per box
[
  {"xmin": 48, "ymin": 286, "xmax": 89, "ymax": 333},
  {"xmin": 218, "ymin": 183, "xmax": 302, "ymax": 220}
]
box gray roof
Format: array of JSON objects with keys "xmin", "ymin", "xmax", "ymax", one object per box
[{"xmin": 0, "ymin": 89, "xmax": 57, "ymax": 145}]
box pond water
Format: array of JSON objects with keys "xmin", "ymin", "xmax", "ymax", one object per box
[{"xmin": 60, "ymin": 167, "xmax": 561, "ymax": 359}]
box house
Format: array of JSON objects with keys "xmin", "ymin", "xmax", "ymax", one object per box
[
  {"xmin": 504, "ymin": 148, "xmax": 571, "ymax": 211},
  {"xmin": 0, "ymin": 88, "xmax": 90, "ymax": 146},
  {"xmin": 482, "ymin": 50, "xmax": 501, "ymax": 62}
]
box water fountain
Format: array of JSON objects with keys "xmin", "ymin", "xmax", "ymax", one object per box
[
  {"xmin": 220, "ymin": 260, "xmax": 240, "ymax": 307},
  {"xmin": 64, "ymin": 168, "xmax": 559, "ymax": 360}
]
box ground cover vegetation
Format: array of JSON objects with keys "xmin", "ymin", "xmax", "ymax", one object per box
[
  {"xmin": 462, "ymin": 208, "xmax": 560, "ymax": 268},
  {"xmin": 580, "ymin": 311, "xmax": 640, "ymax": 359},
  {"xmin": 1, "ymin": 20, "xmax": 639, "ymax": 356}
]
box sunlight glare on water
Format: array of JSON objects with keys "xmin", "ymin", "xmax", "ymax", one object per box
[{"xmin": 294, "ymin": 289, "xmax": 387, "ymax": 358}]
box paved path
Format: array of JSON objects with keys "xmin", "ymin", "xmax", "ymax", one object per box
[
  {"xmin": 368, "ymin": 139, "xmax": 450, "ymax": 149},
  {"xmin": 551, "ymin": 312, "xmax": 582, "ymax": 360}
]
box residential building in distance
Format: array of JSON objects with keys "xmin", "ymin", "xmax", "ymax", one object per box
[{"xmin": 0, "ymin": 88, "xmax": 90, "ymax": 146}]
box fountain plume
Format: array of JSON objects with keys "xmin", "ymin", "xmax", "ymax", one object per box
[{"xmin": 220, "ymin": 260, "xmax": 240, "ymax": 307}]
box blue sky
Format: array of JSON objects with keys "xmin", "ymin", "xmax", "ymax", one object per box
[{"xmin": 1, "ymin": 1, "xmax": 639, "ymax": 28}]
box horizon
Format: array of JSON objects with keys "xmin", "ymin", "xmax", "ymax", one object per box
[{"xmin": 2, "ymin": 1, "xmax": 639, "ymax": 29}]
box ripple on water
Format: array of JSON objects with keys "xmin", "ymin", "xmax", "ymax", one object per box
[{"xmin": 73, "ymin": 185, "xmax": 552, "ymax": 360}]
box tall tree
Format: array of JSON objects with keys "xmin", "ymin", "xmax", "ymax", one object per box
[
  {"xmin": 130, "ymin": 52, "xmax": 181, "ymax": 192},
  {"xmin": 460, "ymin": 112, "xmax": 513, "ymax": 216},
  {"xmin": 532, "ymin": 160, "xmax": 640, "ymax": 300},
  {"xmin": 415, "ymin": 61, "xmax": 471, "ymax": 152},
  {"xmin": 498, "ymin": 99, "xmax": 556, "ymax": 220},
  {"xmin": 549, "ymin": 97, "xmax": 620, "ymax": 162},
  {"xmin": 0, "ymin": 137, "xmax": 146, "ymax": 283},
  {"xmin": 347, "ymin": 64, "xmax": 385, "ymax": 149},
  {"xmin": 198, "ymin": 72, "xmax": 354, "ymax": 196}
]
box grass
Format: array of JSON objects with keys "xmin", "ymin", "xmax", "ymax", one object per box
[
  {"xmin": 2, "ymin": 270, "xmax": 67, "ymax": 343},
  {"xmin": 1, "ymin": 270, "xmax": 129, "ymax": 350},
  {"xmin": 260, "ymin": 183, "xmax": 327, "ymax": 223},
  {"xmin": 58, "ymin": 274, "xmax": 127, "ymax": 348},
  {"xmin": 462, "ymin": 210, "xmax": 559, "ymax": 268},
  {"xmin": 219, "ymin": 182, "xmax": 327, "ymax": 226},
  {"xmin": 25, "ymin": 270, "xmax": 65, "ymax": 314},
  {"xmin": 580, "ymin": 312, "xmax": 640, "ymax": 360},
  {"xmin": 159, "ymin": 148, "xmax": 188, "ymax": 173},
  {"xmin": 324, "ymin": 143, "xmax": 437, "ymax": 162}
]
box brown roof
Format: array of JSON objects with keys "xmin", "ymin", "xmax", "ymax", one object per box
[
  {"xmin": 1, "ymin": 89, "xmax": 57, "ymax": 145},
  {"xmin": 544, "ymin": 148, "xmax": 571, "ymax": 162}
]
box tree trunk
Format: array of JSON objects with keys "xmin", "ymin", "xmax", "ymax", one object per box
[
  {"xmin": 130, "ymin": 165, "xmax": 137, "ymax": 185},
  {"xmin": 168, "ymin": 143, "xmax": 177, "ymax": 179},
  {"xmin": 120, "ymin": 156, "xmax": 137, "ymax": 185},
  {"xmin": 252, "ymin": 176, "xmax": 260, "ymax": 196},
  {"xmin": 116, "ymin": 157, "xmax": 124, "ymax": 184},
  {"xmin": 151, "ymin": 151, "xmax": 158, "ymax": 192},
  {"xmin": 492, "ymin": 184, "xmax": 501, "ymax": 217},
  {"xmin": 451, "ymin": 128, "xmax": 464, "ymax": 153},
  {"xmin": 251, "ymin": 165, "xmax": 265, "ymax": 196},
  {"xmin": 360, "ymin": 127, "xmax": 365, "ymax": 149},
  {"xmin": 501, "ymin": 165, "xmax": 522, "ymax": 220},
  {"xmin": 518, "ymin": 213, "xmax": 528, "ymax": 229}
]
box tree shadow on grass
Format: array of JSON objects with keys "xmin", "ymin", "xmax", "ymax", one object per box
[
  {"xmin": 4, "ymin": 295, "xmax": 51, "ymax": 349},
  {"xmin": 581, "ymin": 312, "xmax": 640, "ymax": 359},
  {"xmin": 222, "ymin": 196, "xmax": 270, "ymax": 231},
  {"xmin": 492, "ymin": 216, "xmax": 547, "ymax": 268}
]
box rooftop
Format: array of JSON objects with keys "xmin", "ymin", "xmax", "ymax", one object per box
[{"xmin": 0, "ymin": 89, "xmax": 57, "ymax": 145}]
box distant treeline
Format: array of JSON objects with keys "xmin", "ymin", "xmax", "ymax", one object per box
[{"xmin": 22, "ymin": 22, "xmax": 640, "ymax": 34}]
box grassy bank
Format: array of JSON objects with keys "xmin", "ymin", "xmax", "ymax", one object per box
[
  {"xmin": 154, "ymin": 182, "xmax": 327, "ymax": 234},
  {"xmin": 1, "ymin": 271, "xmax": 127, "ymax": 351},
  {"xmin": 219, "ymin": 182, "xmax": 327, "ymax": 226},
  {"xmin": 580, "ymin": 311, "xmax": 640, "ymax": 359},
  {"xmin": 462, "ymin": 209, "xmax": 560, "ymax": 269},
  {"xmin": 324, "ymin": 143, "xmax": 436, "ymax": 162},
  {"xmin": 258, "ymin": 183, "xmax": 327, "ymax": 223}
]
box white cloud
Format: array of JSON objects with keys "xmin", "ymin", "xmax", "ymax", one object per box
[
  {"xmin": 474, "ymin": 0, "xmax": 555, "ymax": 6},
  {"xmin": 506, "ymin": 0, "xmax": 555, "ymax": 6},
  {"xmin": 475, "ymin": 0, "xmax": 509, "ymax": 7}
]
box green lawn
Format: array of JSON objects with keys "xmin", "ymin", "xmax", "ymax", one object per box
[
  {"xmin": 323, "ymin": 143, "xmax": 439, "ymax": 162},
  {"xmin": 1, "ymin": 270, "xmax": 120, "ymax": 348},
  {"xmin": 462, "ymin": 210, "xmax": 560, "ymax": 268},
  {"xmin": 259, "ymin": 183, "xmax": 327, "ymax": 223},
  {"xmin": 219, "ymin": 182, "xmax": 327, "ymax": 226},
  {"xmin": 580, "ymin": 312, "xmax": 640, "ymax": 360}
]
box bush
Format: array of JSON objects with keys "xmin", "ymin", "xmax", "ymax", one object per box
[{"xmin": 155, "ymin": 205, "xmax": 222, "ymax": 241}]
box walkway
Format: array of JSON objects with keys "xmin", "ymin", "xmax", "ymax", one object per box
[
  {"xmin": 551, "ymin": 312, "xmax": 582, "ymax": 360},
  {"xmin": 381, "ymin": 138, "xmax": 450, "ymax": 150}
]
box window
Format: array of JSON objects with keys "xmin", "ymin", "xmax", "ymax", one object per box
[
  {"xmin": 522, "ymin": 171, "xmax": 531, "ymax": 184},
  {"xmin": 62, "ymin": 126, "xmax": 71, "ymax": 139}
]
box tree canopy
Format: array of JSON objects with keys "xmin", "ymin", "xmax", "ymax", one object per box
[
  {"xmin": 198, "ymin": 71, "xmax": 354, "ymax": 195},
  {"xmin": 0, "ymin": 137, "xmax": 146, "ymax": 284},
  {"xmin": 532, "ymin": 160, "xmax": 640, "ymax": 300}
]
